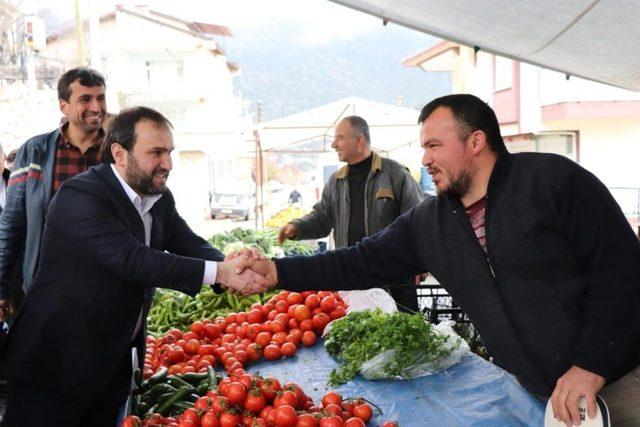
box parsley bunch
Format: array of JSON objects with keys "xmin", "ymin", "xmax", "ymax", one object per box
[{"xmin": 324, "ymin": 309, "xmax": 453, "ymax": 385}]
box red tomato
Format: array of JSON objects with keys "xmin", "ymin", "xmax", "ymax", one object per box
[
  {"xmin": 322, "ymin": 391, "xmax": 342, "ymax": 407},
  {"xmin": 244, "ymin": 388, "xmax": 267, "ymax": 413},
  {"xmin": 246, "ymin": 343, "xmax": 262, "ymax": 362},
  {"xmin": 177, "ymin": 421, "xmax": 197, "ymax": 427},
  {"xmin": 167, "ymin": 346, "xmax": 186, "ymax": 364},
  {"xmin": 312, "ymin": 313, "xmax": 330, "ymax": 332},
  {"xmin": 319, "ymin": 415, "xmax": 343, "ymax": 427},
  {"xmin": 180, "ymin": 408, "xmax": 200, "ymax": 423},
  {"xmin": 194, "ymin": 396, "xmax": 214, "ymax": 411},
  {"xmin": 294, "ymin": 305, "xmax": 312, "ymax": 322},
  {"xmin": 329, "ymin": 306, "xmax": 347, "ymax": 320},
  {"xmin": 323, "ymin": 404, "xmax": 342, "ymax": 416},
  {"xmin": 204, "ymin": 323, "xmax": 222, "ymax": 339},
  {"xmin": 190, "ymin": 321, "xmax": 205, "ymax": 336},
  {"xmin": 299, "ymin": 319, "xmax": 314, "ymax": 332},
  {"xmin": 275, "ymin": 300, "xmax": 289, "ymax": 313},
  {"xmin": 270, "ymin": 320, "xmax": 286, "ymax": 333},
  {"xmin": 219, "ymin": 411, "xmax": 242, "ymax": 427},
  {"xmin": 295, "ymin": 413, "xmax": 319, "ymax": 427},
  {"xmin": 261, "ymin": 303, "xmax": 275, "ymax": 315},
  {"xmin": 280, "ymin": 342, "xmax": 297, "ymax": 357},
  {"xmin": 168, "ymin": 328, "xmax": 183, "ymax": 339},
  {"xmin": 198, "ymin": 344, "xmax": 216, "ymax": 356},
  {"xmin": 304, "ymin": 294, "xmax": 321, "ymax": 310},
  {"xmin": 272, "ymin": 404, "xmax": 298, "ymax": 427},
  {"xmin": 121, "ymin": 415, "xmax": 142, "ymax": 427},
  {"xmin": 200, "ymin": 410, "xmax": 219, "ymax": 427},
  {"xmin": 286, "ymin": 292, "xmax": 304, "ymax": 305},
  {"xmin": 247, "ymin": 308, "xmax": 265, "ymax": 324},
  {"xmin": 255, "ymin": 332, "xmax": 272, "ymax": 348},
  {"xmin": 263, "ymin": 344, "xmax": 281, "ymax": 360},
  {"xmin": 185, "ymin": 339, "xmax": 200, "ymax": 355},
  {"xmin": 288, "ymin": 318, "xmax": 300, "ymax": 330},
  {"xmin": 272, "ymin": 331, "xmax": 288, "ymax": 346},
  {"xmin": 381, "ymin": 422, "xmax": 399, "ymax": 427},
  {"xmin": 320, "ymin": 296, "xmax": 337, "ymax": 313},
  {"xmin": 274, "ymin": 390, "xmax": 298, "ymax": 408},
  {"xmin": 352, "ymin": 404, "xmax": 372, "ymax": 423},
  {"xmin": 260, "ymin": 377, "xmax": 281, "ymax": 400},
  {"xmin": 301, "ymin": 330, "xmax": 317, "ymax": 347},
  {"xmin": 343, "ymin": 418, "xmax": 365, "ymax": 427}
]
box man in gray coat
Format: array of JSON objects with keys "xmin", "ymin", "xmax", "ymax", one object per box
[{"xmin": 278, "ymin": 116, "xmax": 424, "ymax": 311}]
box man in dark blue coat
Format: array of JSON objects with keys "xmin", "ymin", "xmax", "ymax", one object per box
[{"xmin": 3, "ymin": 106, "xmax": 268, "ymax": 426}]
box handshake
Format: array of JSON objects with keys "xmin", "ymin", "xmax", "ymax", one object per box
[{"xmin": 214, "ymin": 248, "xmax": 279, "ymax": 296}]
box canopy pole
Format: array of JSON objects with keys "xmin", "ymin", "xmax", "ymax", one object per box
[{"xmin": 253, "ymin": 129, "xmax": 265, "ymax": 230}]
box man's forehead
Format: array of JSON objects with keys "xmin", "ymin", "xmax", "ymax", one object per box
[{"xmin": 69, "ymin": 80, "xmax": 105, "ymax": 95}]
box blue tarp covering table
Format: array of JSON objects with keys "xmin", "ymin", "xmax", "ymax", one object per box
[{"xmin": 246, "ymin": 340, "xmax": 545, "ymax": 426}]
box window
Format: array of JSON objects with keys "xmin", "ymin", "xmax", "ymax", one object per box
[
  {"xmin": 494, "ymin": 56, "xmax": 513, "ymax": 91},
  {"xmin": 145, "ymin": 60, "xmax": 184, "ymax": 87}
]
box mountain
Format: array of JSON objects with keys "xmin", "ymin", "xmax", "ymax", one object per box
[{"xmin": 217, "ymin": 21, "xmax": 451, "ymax": 121}]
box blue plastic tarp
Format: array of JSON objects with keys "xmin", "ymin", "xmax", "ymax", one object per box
[{"xmin": 246, "ymin": 340, "xmax": 545, "ymax": 426}]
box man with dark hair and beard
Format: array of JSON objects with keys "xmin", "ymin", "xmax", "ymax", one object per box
[
  {"xmin": 3, "ymin": 106, "xmax": 270, "ymax": 426},
  {"xmin": 234, "ymin": 94, "xmax": 640, "ymax": 427},
  {"xmin": 0, "ymin": 67, "xmax": 108, "ymax": 323}
]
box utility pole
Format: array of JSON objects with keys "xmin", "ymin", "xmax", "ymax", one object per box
[
  {"xmin": 74, "ymin": 0, "xmax": 85, "ymax": 66},
  {"xmin": 88, "ymin": 0, "xmax": 101, "ymax": 70}
]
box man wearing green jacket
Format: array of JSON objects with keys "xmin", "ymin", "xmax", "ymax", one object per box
[{"xmin": 278, "ymin": 115, "xmax": 424, "ymax": 311}]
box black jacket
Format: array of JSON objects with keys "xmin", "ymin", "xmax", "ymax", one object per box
[
  {"xmin": 6, "ymin": 163, "xmax": 224, "ymax": 398},
  {"xmin": 275, "ymin": 152, "xmax": 640, "ymax": 396}
]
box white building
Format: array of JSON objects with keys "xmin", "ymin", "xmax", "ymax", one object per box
[
  {"xmin": 45, "ymin": 5, "xmax": 249, "ymax": 223},
  {"xmin": 403, "ymin": 42, "xmax": 640, "ymax": 227}
]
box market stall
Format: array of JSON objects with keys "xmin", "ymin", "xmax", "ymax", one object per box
[{"xmin": 246, "ymin": 341, "xmax": 545, "ymax": 426}]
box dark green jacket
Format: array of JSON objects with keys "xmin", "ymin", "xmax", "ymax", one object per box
[{"xmin": 291, "ymin": 152, "xmax": 424, "ymax": 247}]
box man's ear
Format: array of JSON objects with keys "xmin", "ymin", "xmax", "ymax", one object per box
[
  {"xmin": 111, "ymin": 143, "xmax": 126, "ymax": 166},
  {"xmin": 59, "ymin": 99, "xmax": 68, "ymax": 116},
  {"xmin": 470, "ymin": 130, "xmax": 488, "ymax": 155}
]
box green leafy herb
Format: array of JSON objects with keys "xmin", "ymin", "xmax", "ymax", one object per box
[{"xmin": 324, "ymin": 309, "xmax": 453, "ymax": 385}]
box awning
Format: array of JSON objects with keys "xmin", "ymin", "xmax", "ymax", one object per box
[{"xmin": 329, "ymin": 0, "xmax": 640, "ymax": 91}]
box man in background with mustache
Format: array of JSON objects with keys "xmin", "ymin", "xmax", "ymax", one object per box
[
  {"xmin": 0, "ymin": 67, "xmax": 107, "ymax": 323},
  {"xmin": 278, "ymin": 115, "xmax": 424, "ymax": 312}
]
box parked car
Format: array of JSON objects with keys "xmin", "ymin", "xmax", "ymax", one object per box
[{"xmin": 210, "ymin": 189, "xmax": 255, "ymax": 221}]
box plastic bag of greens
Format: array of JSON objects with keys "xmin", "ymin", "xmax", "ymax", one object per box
[{"xmin": 359, "ymin": 320, "xmax": 469, "ymax": 380}]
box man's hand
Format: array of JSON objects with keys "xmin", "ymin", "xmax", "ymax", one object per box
[
  {"xmin": 233, "ymin": 257, "xmax": 278, "ymax": 289},
  {"xmin": 278, "ymin": 223, "xmax": 297, "ymax": 245},
  {"xmin": 0, "ymin": 298, "xmax": 15, "ymax": 323},
  {"xmin": 226, "ymin": 246, "xmax": 267, "ymax": 261},
  {"xmin": 550, "ymin": 365, "xmax": 606, "ymax": 426},
  {"xmin": 215, "ymin": 255, "xmax": 273, "ymax": 296}
]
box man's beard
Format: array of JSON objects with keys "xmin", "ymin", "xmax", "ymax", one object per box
[
  {"xmin": 438, "ymin": 168, "xmax": 472, "ymax": 199},
  {"xmin": 80, "ymin": 111, "xmax": 104, "ymax": 133},
  {"xmin": 126, "ymin": 154, "xmax": 169, "ymax": 195}
]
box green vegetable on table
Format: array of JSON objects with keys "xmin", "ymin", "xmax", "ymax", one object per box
[{"xmin": 323, "ymin": 309, "xmax": 456, "ymax": 386}]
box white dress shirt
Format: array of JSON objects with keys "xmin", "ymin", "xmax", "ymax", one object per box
[{"xmin": 110, "ymin": 165, "xmax": 218, "ymax": 338}]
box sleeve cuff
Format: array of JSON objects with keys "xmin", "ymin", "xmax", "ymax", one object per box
[{"xmin": 203, "ymin": 260, "xmax": 218, "ymax": 285}]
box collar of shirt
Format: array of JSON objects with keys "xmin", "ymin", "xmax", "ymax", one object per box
[{"xmin": 110, "ymin": 163, "xmax": 162, "ymax": 216}]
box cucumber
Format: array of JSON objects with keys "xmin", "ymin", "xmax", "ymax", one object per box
[
  {"xmin": 179, "ymin": 372, "xmax": 209, "ymax": 384},
  {"xmin": 157, "ymin": 386, "xmax": 191, "ymax": 416}
]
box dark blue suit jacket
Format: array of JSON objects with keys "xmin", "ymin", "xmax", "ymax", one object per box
[{"xmin": 5, "ymin": 163, "xmax": 223, "ymax": 398}]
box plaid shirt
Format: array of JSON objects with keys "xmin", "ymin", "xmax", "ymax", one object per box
[{"xmin": 53, "ymin": 123, "xmax": 103, "ymax": 192}]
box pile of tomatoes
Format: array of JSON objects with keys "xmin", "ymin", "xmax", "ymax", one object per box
[
  {"xmin": 122, "ymin": 372, "xmax": 400, "ymax": 427},
  {"xmin": 144, "ymin": 291, "xmax": 348, "ymax": 379}
]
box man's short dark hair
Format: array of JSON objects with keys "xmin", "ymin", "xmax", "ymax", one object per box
[
  {"xmin": 101, "ymin": 107, "xmax": 173, "ymax": 163},
  {"xmin": 343, "ymin": 115, "xmax": 370, "ymax": 145},
  {"xmin": 418, "ymin": 94, "xmax": 507, "ymax": 154},
  {"xmin": 57, "ymin": 67, "xmax": 106, "ymax": 101}
]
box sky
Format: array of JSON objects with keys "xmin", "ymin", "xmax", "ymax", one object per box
[{"xmin": 37, "ymin": 0, "xmax": 399, "ymax": 46}]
